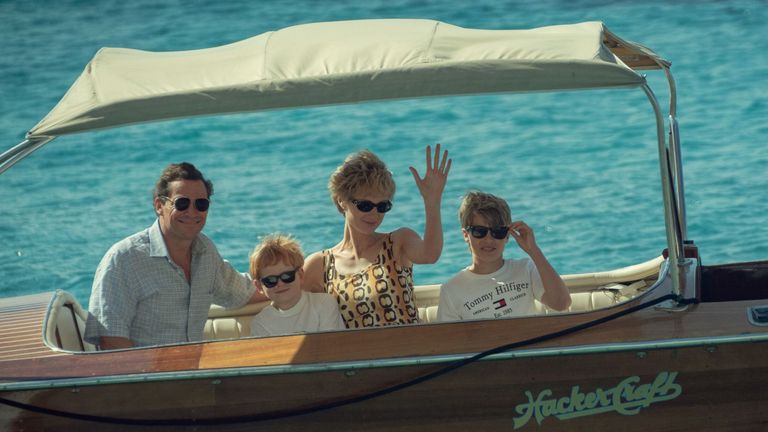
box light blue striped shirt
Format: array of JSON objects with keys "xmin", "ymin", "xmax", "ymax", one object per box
[{"xmin": 84, "ymin": 220, "xmax": 253, "ymax": 347}]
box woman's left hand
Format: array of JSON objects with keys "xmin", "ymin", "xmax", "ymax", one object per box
[{"xmin": 409, "ymin": 143, "xmax": 451, "ymax": 205}]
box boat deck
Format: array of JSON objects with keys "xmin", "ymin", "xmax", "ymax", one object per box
[{"xmin": 0, "ymin": 293, "xmax": 66, "ymax": 362}]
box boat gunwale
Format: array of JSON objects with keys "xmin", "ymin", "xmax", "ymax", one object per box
[
  {"xmin": 35, "ymin": 256, "xmax": 672, "ymax": 357},
  {"xmin": 2, "ymin": 329, "xmax": 767, "ymax": 393}
]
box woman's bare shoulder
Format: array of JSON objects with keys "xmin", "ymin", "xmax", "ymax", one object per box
[
  {"xmin": 304, "ymin": 250, "xmax": 325, "ymax": 268},
  {"xmin": 303, "ymin": 250, "xmax": 326, "ymax": 292},
  {"xmin": 390, "ymin": 227, "xmax": 420, "ymax": 246}
]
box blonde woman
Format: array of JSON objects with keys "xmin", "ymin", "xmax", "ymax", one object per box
[{"xmin": 303, "ymin": 145, "xmax": 451, "ymax": 328}]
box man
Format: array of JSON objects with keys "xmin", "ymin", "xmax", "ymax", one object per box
[{"xmin": 84, "ymin": 162, "xmax": 264, "ymax": 349}]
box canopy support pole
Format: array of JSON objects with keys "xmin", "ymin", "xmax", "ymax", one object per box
[
  {"xmin": 0, "ymin": 136, "xmax": 55, "ymax": 175},
  {"xmin": 663, "ymin": 67, "xmax": 688, "ymax": 241},
  {"xmin": 642, "ymin": 83, "xmax": 687, "ymax": 299}
]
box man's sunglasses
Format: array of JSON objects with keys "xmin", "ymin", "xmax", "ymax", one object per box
[
  {"xmin": 160, "ymin": 196, "xmax": 210, "ymax": 212},
  {"xmin": 260, "ymin": 270, "xmax": 297, "ymax": 288},
  {"xmin": 465, "ymin": 225, "xmax": 509, "ymax": 240},
  {"xmin": 351, "ymin": 199, "xmax": 393, "ymax": 213}
]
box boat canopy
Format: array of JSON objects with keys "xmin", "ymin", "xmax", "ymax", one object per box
[{"xmin": 27, "ymin": 19, "xmax": 668, "ymax": 138}]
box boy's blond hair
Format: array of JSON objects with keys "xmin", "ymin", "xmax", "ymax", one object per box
[
  {"xmin": 458, "ymin": 191, "xmax": 511, "ymax": 228},
  {"xmin": 328, "ymin": 149, "xmax": 395, "ymax": 213},
  {"xmin": 249, "ymin": 234, "xmax": 304, "ymax": 279}
]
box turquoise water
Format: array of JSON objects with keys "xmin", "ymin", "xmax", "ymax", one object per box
[{"xmin": 1, "ymin": 0, "xmax": 766, "ymax": 307}]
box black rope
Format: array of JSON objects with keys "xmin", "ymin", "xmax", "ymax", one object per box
[{"xmin": 0, "ymin": 293, "xmax": 689, "ymax": 427}]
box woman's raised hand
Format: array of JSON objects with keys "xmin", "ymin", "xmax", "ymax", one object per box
[{"xmin": 409, "ymin": 144, "xmax": 451, "ymax": 205}]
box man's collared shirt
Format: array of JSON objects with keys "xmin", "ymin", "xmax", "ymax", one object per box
[{"xmin": 84, "ymin": 220, "xmax": 253, "ymax": 347}]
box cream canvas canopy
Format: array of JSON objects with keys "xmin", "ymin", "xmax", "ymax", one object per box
[{"xmin": 27, "ymin": 19, "xmax": 668, "ymax": 138}]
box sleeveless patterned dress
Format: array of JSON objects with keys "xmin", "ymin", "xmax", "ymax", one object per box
[{"xmin": 322, "ymin": 234, "xmax": 419, "ymax": 328}]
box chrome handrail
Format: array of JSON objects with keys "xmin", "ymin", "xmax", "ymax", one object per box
[
  {"xmin": 0, "ymin": 136, "xmax": 55, "ymax": 175},
  {"xmin": 642, "ymin": 82, "xmax": 684, "ymax": 298},
  {"xmin": 663, "ymin": 66, "xmax": 688, "ymax": 241}
]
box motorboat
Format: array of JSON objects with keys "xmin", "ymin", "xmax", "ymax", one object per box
[{"xmin": 1, "ymin": 19, "xmax": 767, "ymax": 431}]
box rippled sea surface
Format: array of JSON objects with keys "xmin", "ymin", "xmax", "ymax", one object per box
[{"xmin": 1, "ymin": 0, "xmax": 766, "ymax": 306}]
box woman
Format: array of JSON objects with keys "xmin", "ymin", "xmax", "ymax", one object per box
[{"xmin": 304, "ymin": 145, "xmax": 451, "ymax": 328}]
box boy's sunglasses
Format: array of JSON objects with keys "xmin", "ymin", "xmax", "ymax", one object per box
[
  {"xmin": 465, "ymin": 225, "xmax": 509, "ymax": 240},
  {"xmin": 160, "ymin": 196, "xmax": 210, "ymax": 212},
  {"xmin": 260, "ymin": 270, "xmax": 297, "ymax": 288},
  {"xmin": 351, "ymin": 199, "xmax": 393, "ymax": 213}
]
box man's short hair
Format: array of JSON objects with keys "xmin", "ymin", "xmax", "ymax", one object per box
[
  {"xmin": 249, "ymin": 234, "xmax": 305, "ymax": 279},
  {"xmin": 154, "ymin": 162, "xmax": 213, "ymax": 199},
  {"xmin": 328, "ymin": 150, "xmax": 395, "ymax": 213},
  {"xmin": 458, "ymin": 191, "xmax": 511, "ymax": 228}
]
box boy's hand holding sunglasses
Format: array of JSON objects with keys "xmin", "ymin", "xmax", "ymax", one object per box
[{"xmin": 508, "ymin": 221, "xmax": 539, "ymax": 255}]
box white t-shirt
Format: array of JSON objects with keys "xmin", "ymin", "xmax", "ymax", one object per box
[
  {"xmin": 437, "ymin": 258, "xmax": 545, "ymax": 321},
  {"xmin": 250, "ymin": 291, "xmax": 345, "ymax": 337}
]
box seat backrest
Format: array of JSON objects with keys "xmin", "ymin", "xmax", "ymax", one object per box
[
  {"xmin": 43, "ymin": 290, "xmax": 96, "ymax": 352},
  {"xmin": 204, "ymin": 286, "xmax": 444, "ymax": 339},
  {"xmin": 202, "ymin": 279, "xmax": 649, "ymax": 339},
  {"xmin": 539, "ymin": 280, "xmax": 648, "ymax": 314},
  {"xmin": 205, "ymin": 301, "xmax": 269, "ymax": 340},
  {"xmin": 204, "ymin": 314, "xmax": 253, "ymax": 340}
]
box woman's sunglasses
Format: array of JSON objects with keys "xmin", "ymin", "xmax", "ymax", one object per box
[
  {"xmin": 351, "ymin": 199, "xmax": 393, "ymax": 213},
  {"xmin": 465, "ymin": 225, "xmax": 509, "ymax": 240},
  {"xmin": 260, "ymin": 270, "xmax": 297, "ymax": 288},
  {"xmin": 160, "ymin": 196, "xmax": 210, "ymax": 212}
]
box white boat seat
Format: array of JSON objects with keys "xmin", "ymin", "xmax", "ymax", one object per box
[
  {"xmin": 40, "ymin": 258, "xmax": 660, "ymax": 348},
  {"xmin": 418, "ymin": 305, "xmax": 439, "ymax": 323},
  {"xmin": 43, "ymin": 290, "xmax": 96, "ymax": 352},
  {"xmin": 203, "ymin": 278, "xmax": 650, "ymax": 340},
  {"xmin": 203, "ymin": 300, "xmax": 442, "ymax": 340},
  {"xmin": 536, "ymin": 280, "xmax": 647, "ymax": 314}
]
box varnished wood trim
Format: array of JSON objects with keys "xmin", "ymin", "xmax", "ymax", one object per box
[{"xmin": 1, "ymin": 296, "xmax": 766, "ymax": 384}]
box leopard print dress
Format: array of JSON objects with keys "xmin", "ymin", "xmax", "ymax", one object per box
[{"xmin": 322, "ymin": 234, "xmax": 419, "ymax": 328}]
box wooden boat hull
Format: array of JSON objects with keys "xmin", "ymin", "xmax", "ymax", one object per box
[
  {"xmin": 2, "ymin": 289, "xmax": 768, "ymax": 431},
  {"xmin": 2, "ymin": 335, "xmax": 767, "ymax": 431}
]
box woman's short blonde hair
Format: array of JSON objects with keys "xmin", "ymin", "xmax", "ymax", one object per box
[
  {"xmin": 328, "ymin": 149, "xmax": 395, "ymax": 213},
  {"xmin": 249, "ymin": 234, "xmax": 304, "ymax": 279},
  {"xmin": 458, "ymin": 191, "xmax": 511, "ymax": 228}
]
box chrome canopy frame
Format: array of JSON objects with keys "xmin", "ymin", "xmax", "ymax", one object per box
[
  {"xmin": 642, "ymin": 65, "xmax": 692, "ymax": 300},
  {"xmin": 0, "ymin": 136, "xmax": 54, "ymax": 175},
  {"xmin": 0, "ymin": 64, "xmax": 691, "ymax": 301}
]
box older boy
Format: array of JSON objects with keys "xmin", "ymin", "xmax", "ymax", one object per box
[
  {"xmin": 249, "ymin": 234, "xmax": 344, "ymax": 337},
  {"xmin": 438, "ymin": 191, "xmax": 571, "ymax": 321}
]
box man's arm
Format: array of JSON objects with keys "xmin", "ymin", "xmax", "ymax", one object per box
[
  {"xmin": 247, "ymin": 286, "xmax": 269, "ymax": 303},
  {"xmin": 84, "ymin": 248, "xmax": 138, "ymax": 347},
  {"xmin": 213, "ymin": 257, "xmax": 262, "ymax": 307}
]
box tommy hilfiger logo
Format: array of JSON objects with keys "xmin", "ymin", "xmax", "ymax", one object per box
[{"xmin": 494, "ymin": 298, "xmax": 507, "ymax": 309}]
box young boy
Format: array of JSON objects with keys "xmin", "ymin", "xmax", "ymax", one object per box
[
  {"xmin": 438, "ymin": 191, "xmax": 571, "ymax": 321},
  {"xmin": 249, "ymin": 234, "xmax": 344, "ymax": 337}
]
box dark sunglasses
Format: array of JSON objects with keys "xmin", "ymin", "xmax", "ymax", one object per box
[
  {"xmin": 160, "ymin": 196, "xmax": 210, "ymax": 212},
  {"xmin": 260, "ymin": 270, "xmax": 297, "ymax": 288},
  {"xmin": 465, "ymin": 225, "xmax": 509, "ymax": 240},
  {"xmin": 351, "ymin": 199, "xmax": 393, "ymax": 213}
]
